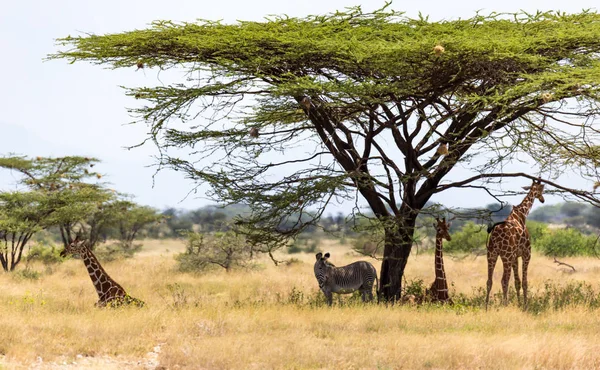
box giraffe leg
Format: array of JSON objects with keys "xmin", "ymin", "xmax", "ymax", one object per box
[
  {"xmin": 522, "ymin": 254, "xmax": 530, "ymax": 309},
  {"xmin": 500, "ymin": 256, "xmax": 512, "ymax": 306},
  {"xmin": 513, "ymin": 258, "xmax": 521, "ymax": 306},
  {"xmin": 485, "ymin": 252, "xmax": 499, "ymax": 310}
]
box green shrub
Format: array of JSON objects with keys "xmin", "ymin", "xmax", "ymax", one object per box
[
  {"xmin": 25, "ymin": 243, "xmax": 64, "ymax": 265},
  {"xmin": 402, "ymin": 278, "xmax": 426, "ymax": 297},
  {"xmin": 525, "ymin": 220, "xmax": 548, "ymax": 243},
  {"xmin": 14, "ymin": 268, "xmax": 41, "ymax": 281},
  {"xmin": 533, "ymin": 227, "xmax": 597, "ymax": 257},
  {"xmin": 445, "ymin": 222, "xmax": 487, "ymax": 254}
]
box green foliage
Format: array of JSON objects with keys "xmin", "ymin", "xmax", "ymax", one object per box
[
  {"xmin": 176, "ymin": 230, "xmax": 253, "ymax": 272},
  {"xmin": 25, "ymin": 243, "xmax": 64, "ymax": 265},
  {"xmin": 0, "ymin": 155, "xmax": 113, "ymax": 251},
  {"xmin": 402, "ymin": 278, "xmax": 426, "ymax": 298},
  {"xmin": 0, "ymin": 191, "xmax": 49, "ymax": 271},
  {"xmin": 532, "ymin": 227, "xmax": 598, "ymax": 257},
  {"xmin": 108, "ymin": 201, "xmax": 163, "ymax": 248},
  {"xmin": 525, "ymin": 220, "xmax": 548, "ymax": 243},
  {"xmin": 445, "ymin": 222, "xmax": 487, "ymax": 254}
]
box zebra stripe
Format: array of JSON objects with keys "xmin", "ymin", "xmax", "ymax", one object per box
[{"xmin": 314, "ymin": 252, "xmax": 378, "ymax": 306}]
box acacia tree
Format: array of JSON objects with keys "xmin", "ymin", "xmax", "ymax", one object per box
[
  {"xmin": 50, "ymin": 7, "xmax": 600, "ymax": 300},
  {"xmin": 0, "ymin": 192, "xmax": 49, "ymax": 271},
  {"xmin": 0, "ymin": 156, "xmax": 112, "ymax": 248},
  {"xmin": 110, "ymin": 201, "xmax": 163, "ymax": 249}
]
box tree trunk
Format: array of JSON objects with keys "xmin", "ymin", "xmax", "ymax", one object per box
[
  {"xmin": 379, "ymin": 215, "xmax": 417, "ymax": 302},
  {"xmin": 0, "ymin": 254, "xmax": 7, "ymax": 272}
]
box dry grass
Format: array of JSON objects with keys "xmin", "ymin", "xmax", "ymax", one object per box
[{"xmin": 1, "ymin": 239, "xmax": 600, "ymax": 369}]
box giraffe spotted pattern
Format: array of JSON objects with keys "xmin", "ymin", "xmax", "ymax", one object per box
[
  {"xmin": 428, "ymin": 217, "xmax": 453, "ymax": 304},
  {"xmin": 61, "ymin": 238, "xmax": 145, "ymax": 308},
  {"xmin": 486, "ymin": 179, "xmax": 545, "ymax": 309}
]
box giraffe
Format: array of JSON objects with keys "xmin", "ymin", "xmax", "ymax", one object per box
[
  {"xmin": 485, "ymin": 178, "xmax": 545, "ymax": 309},
  {"xmin": 60, "ymin": 237, "xmax": 145, "ymax": 308},
  {"xmin": 428, "ymin": 217, "xmax": 453, "ymax": 304}
]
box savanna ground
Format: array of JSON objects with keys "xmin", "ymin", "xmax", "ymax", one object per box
[{"xmin": 2, "ymin": 239, "xmax": 600, "ymax": 369}]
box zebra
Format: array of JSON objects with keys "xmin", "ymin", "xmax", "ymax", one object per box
[{"xmin": 314, "ymin": 252, "xmax": 378, "ymax": 306}]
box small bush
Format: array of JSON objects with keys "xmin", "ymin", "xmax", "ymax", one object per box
[
  {"xmin": 14, "ymin": 268, "xmax": 41, "ymax": 281},
  {"xmin": 402, "ymin": 278, "xmax": 426, "ymax": 298}
]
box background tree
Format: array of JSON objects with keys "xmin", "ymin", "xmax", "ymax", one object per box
[
  {"xmin": 0, "ymin": 192, "xmax": 48, "ymax": 271},
  {"xmin": 51, "ymin": 7, "xmax": 600, "ymax": 300},
  {"xmin": 176, "ymin": 230, "xmax": 252, "ymax": 272},
  {"xmin": 112, "ymin": 201, "xmax": 163, "ymax": 250},
  {"xmin": 0, "ymin": 156, "xmax": 111, "ymax": 248}
]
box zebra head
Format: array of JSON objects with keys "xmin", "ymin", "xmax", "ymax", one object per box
[{"xmin": 314, "ymin": 252, "xmax": 332, "ymax": 287}]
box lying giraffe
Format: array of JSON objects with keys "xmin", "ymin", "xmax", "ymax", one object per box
[
  {"xmin": 486, "ymin": 178, "xmax": 545, "ymax": 309},
  {"xmin": 428, "ymin": 217, "xmax": 453, "ymax": 304},
  {"xmin": 61, "ymin": 237, "xmax": 145, "ymax": 308}
]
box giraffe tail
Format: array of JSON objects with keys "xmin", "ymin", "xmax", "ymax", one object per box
[{"xmin": 486, "ymin": 221, "xmax": 506, "ymax": 247}]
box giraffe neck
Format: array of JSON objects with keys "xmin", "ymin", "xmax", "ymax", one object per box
[
  {"xmin": 509, "ymin": 188, "xmax": 536, "ymax": 224},
  {"xmin": 80, "ymin": 247, "xmax": 123, "ymax": 300},
  {"xmin": 433, "ymin": 235, "xmax": 448, "ymax": 295}
]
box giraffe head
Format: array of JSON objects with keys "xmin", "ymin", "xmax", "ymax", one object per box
[
  {"xmin": 522, "ymin": 178, "xmax": 545, "ymax": 204},
  {"xmin": 60, "ymin": 236, "xmax": 88, "ymax": 258},
  {"xmin": 434, "ymin": 217, "xmax": 452, "ymax": 241}
]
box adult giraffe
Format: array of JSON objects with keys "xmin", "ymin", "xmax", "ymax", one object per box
[
  {"xmin": 486, "ymin": 179, "xmax": 545, "ymax": 309},
  {"xmin": 61, "ymin": 236, "xmax": 145, "ymax": 308}
]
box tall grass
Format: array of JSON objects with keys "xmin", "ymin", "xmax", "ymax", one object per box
[{"xmin": 1, "ymin": 238, "xmax": 600, "ymax": 369}]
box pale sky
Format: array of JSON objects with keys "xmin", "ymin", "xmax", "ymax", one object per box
[{"xmin": 1, "ymin": 0, "xmax": 598, "ymax": 213}]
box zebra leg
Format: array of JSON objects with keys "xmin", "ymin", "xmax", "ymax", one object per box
[
  {"xmin": 322, "ymin": 289, "xmax": 333, "ymax": 306},
  {"xmin": 360, "ymin": 289, "xmax": 371, "ymax": 303}
]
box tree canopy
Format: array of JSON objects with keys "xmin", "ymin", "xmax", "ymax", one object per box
[{"xmin": 49, "ymin": 6, "xmax": 600, "ymax": 300}]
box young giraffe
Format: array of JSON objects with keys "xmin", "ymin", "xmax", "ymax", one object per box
[
  {"xmin": 486, "ymin": 179, "xmax": 545, "ymax": 309},
  {"xmin": 428, "ymin": 217, "xmax": 453, "ymax": 304},
  {"xmin": 61, "ymin": 237, "xmax": 145, "ymax": 308}
]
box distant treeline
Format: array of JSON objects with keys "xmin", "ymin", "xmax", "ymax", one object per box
[{"xmin": 115, "ymin": 201, "xmax": 599, "ymax": 240}]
